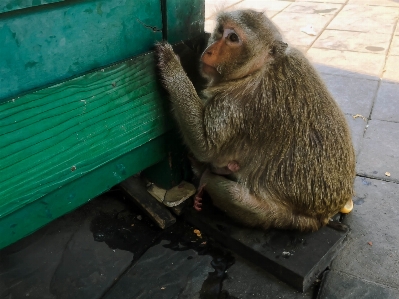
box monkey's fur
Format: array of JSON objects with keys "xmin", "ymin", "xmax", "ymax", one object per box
[{"xmin": 157, "ymin": 10, "xmax": 355, "ymax": 232}]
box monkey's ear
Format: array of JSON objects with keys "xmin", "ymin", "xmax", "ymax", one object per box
[{"xmin": 269, "ymin": 41, "xmax": 288, "ymax": 57}]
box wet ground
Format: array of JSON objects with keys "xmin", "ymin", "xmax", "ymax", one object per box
[{"xmin": 0, "ymin": 189, "xmax": 316, "ymax": 299}]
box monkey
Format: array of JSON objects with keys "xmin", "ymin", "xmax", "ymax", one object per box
[{"xmin": 156, "ymin": 9, "xmax": 355, "ymax": 232}]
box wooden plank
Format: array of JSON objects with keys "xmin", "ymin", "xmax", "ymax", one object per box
[
  {"xmin": 163, "ymin": 0, "xmax": 205, "ymax": 44},
  {"xmin": 0, "ymin": 0, "xmax": 162, "ymax": 101},
  {"xmin": 120, "ymin": 176, "xmax": 176, "ymax": 229},
  {"xmin": 184, "ymin": 206, "xmax": 348, "ymax": 292},
  {"xmin": 0, "ymin": 0, "xmax": 65, "ymax": 14},
  {"xmin": 0, "ymin": 135, "xmax": 169, "ymax": 249},
  {"xmin": 0, "ymin": 51, "xmax": 172, "ymax": 219}
]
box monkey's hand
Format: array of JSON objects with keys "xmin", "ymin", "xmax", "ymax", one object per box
[{"xmin": 156, "ymin": 42, "xmax": 187, "ymax": 95}]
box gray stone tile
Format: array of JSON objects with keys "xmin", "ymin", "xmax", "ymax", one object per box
[
  {"xmin": 327, "ymin": 4, "xmax": 399, "ymax": 35},
  {"xmin": 103, "ymin": 239, "xmax": 213, "ymax": 299},
  {"xmin": 345, "ymin": 114, "xmax": 367, "ymax": 156},
  {"xmin": 307, "ymin": 48, "xmax": 386, "ymax": 78},
  {"xmin": 383, "ymin": 55, "xmax": 399, "ymax": 83},
  {"xmin": 313, "ymin": 30, "xmax": 391, "ymax": 55},
  {"xmin": 320, "ymin": 73, "xmax": 379, "ymax": 116},
  {"xmin": 0, "ymin": 195, "xmax": 136, "ymax": 299},
  {"xmin": 205, "ymin": 0, "xmax": 244, "ymax": 20},
  {"xmin": 205, "ymin": 19, "xmax": 216, "ymax": 33},
  {"xmin": 236, "ymin": 0, "xmax": 292, "ymax": 12},
  {"xmin": 222, "ymin": 255, "xmax": 314, "ymax": 299},
  {"xmin": 349, "ymin": 0, "xmax": 399, "ymax": 7},
  {"xmin": 313, "ymin": 63, "xmax": 380, "ymax": 81},
  {"xmin": 372, "ymin": 82, "xmax": 399, "ymax": 122},
  {"xmin": 356, "ymin": 120, "xmax": 399, "ymax": 182},
  {"xmin": 390, "ymin": 35, "xmax": 399, "ymax": 56},
  {"xmin": 296, "ymin": 0, "xmax": 346, "ymax": 3},
  {"xmin": 184, "ymin": 205, "xmax": 348, "ymax": 292},
  {"xmin": 283, "ymin": 2, "xmax": 342, "ymax": 15},
  {"xmin": 318, "ymin": 270, "xmax": 399, "ymax": 299},
  {"xmin": 330, "ymin": 177, "xmax": 399, "ymax": 289},
  {"xmin": 272, "ymin": 12, "xmax": 335, "ymax": 47}
]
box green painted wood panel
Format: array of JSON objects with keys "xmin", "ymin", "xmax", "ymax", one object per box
[
  {"xmin": 164, "ymin": 0, "xmax": 205, "ymax": 44},
  {"xmin": 0, "ymin": 51, "xmax": 172, "ymax": 220},
  {"xmin": 0, "ymin": 135, "xmax": 169, "ymax": 249},
  {"xmin": 0, "ymin": 0, "xmax": 162, "ymax": 101},
  {"xmin": 0, "ymin": 0, "xmax": 65, "ymax": 14}
]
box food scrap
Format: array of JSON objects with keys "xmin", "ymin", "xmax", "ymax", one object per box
[
  {"xmin": 385, "ymin": 172, "xmax": 391, "ymax": 177},
  {"xmin": 352, "ymin": 114, "xmax": 367, "ymax": 121},
  {"xmin": 367, "ymin": 241, "xmax": 373, "ymax": 246},
  {"xmin": 194, "ymin": 229, "xmax": 202, "ymax": 238}
]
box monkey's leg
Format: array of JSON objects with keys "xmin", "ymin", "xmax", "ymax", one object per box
[
  {"xmin": 200, "ymin": 170, "xmax": 269, "ymax": 227},
  {"xmin": 201, "ymin": 171, "xmax": 323, "ymax": 231}
]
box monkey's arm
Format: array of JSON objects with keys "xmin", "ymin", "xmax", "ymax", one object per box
[{"xmin": 157, "ymin": 42, "xmax": 212, "ymax": 161}]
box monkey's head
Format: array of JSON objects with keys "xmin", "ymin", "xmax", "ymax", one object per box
[{"xmin": 201, "ymin": 10, "xmax": 287, "ymax": 83}]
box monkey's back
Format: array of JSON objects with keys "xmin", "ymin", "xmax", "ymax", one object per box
[{"xmin": 204, "ymin": 47, "xmax": 355, "ymax": 218}]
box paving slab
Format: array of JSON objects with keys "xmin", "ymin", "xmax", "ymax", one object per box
[
  {"xmin": 356, "ymin": 119, "xmax": 399, "ymax": 182},
  {"xmin": 383, "ymin": 55, "xmax": 399, "ymax": 83},
  {"xmin": 296, "ymin": 0, "xmax": 346, "ymax": 3},
  {"xmin": 371, "ymin": 81, "xmax": 399, "ymax": 122},
  {"xmin": 345, "ymin": 114, "xmax": 367, "ymax": 156},
  {"xmin": 236, "ymin": 0, "xmax": 292, "ymax": 12},
  {"xmin": 313, "ymin": 30, "xmax": 391, "ymax": 55},
  {"xmin": 205, "ymin": 19, "xmax": 216, "ymax": 33},
  {"xmin": 272, "ymin": 12, "xmax": 335, "ymax": 47},
  {"xmin": 222, "ymin": 254, "xmax": 315, "ymax": 299},
  {"xmin": 348, "ymin": 0, "xmax": 399, "ymax": 7},
  {"xmin": 283, "ymin": 2, "xmax": 342, "ymax": 15},
  {"xmin": 317, "ymin": 270, "xmax": 399, "ymax": 299},
  {"xmin": 184, "ymin": 204, "xmax": 348, "ymax": 292},
  {"xmin": 307, "ymin": 48, "xmax": 385, "ymax": 78},
  {"xmin": 390, "ymin": 35, "xmax": 399, "ymax": 56},
  {"xmin": 329, "ymin": 177, "xmax": 399, "ymax": 289},
  {"xmin": 0, "ymin": 194, "xmax": 144, "ymax": 299},
  {"xmin": 327, "ymin": 4, "xmax": 399, "ymax": 34},
  {"xmin": 102, "ymin": 237, "xmax": 214, "ymax": 299},
  {"xmin": 320, "ymin": 73, "xmax": 379, "ymax": 116}
]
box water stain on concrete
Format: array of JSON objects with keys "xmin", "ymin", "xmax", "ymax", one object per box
[{"xmin": 365, "ymin": 46, "xmax": 385, "ymax": 52}]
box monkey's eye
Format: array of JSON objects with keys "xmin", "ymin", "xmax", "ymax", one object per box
[
  {"xmin": 227, "ymin": 33, "xmax": 239, "ymax": 43},
  {"xmin": 223, "ymin": 29, "xmax": 241, "ymax": 45}
]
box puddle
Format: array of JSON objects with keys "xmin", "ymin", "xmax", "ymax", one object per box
[
  {"xmin": 314, "ymin": 8, "xmax": 337, "ymax": 14},
  {"xmin": 365, "ymin": 46, "xmax": 385, "ymax": 52},
  {"xmin": 90, "ymin": 193, "xmax": 238, "ymax": 298}
]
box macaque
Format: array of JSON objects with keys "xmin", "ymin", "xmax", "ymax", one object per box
[{"xmin": 156, "ymin": 9, "xmax": 355, "ymax": 231}]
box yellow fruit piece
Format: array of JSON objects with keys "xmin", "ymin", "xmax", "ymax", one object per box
[{"xmin": 340, "ymin": 199, "xmax": 353, "ymax": 214}]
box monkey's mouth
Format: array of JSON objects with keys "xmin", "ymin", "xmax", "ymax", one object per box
[{"xmin": 200, "ymin": 62, "xmax": 220, "ymax": 76}]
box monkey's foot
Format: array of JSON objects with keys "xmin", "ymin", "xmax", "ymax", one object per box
[
  {"xmin": 340, "ymin": 199, "xmax": 353, "ymax": 214},
  {"xmin": 193, "ymin": 184, "xmax": 206, "ymax": 211}
]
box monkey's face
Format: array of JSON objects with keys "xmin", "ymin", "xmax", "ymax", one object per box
[
  {"xmin": 201, "ymin": 23, "xmax": 249, "ymax": 81},
  {"xmin": 201, "ymin": 10, "xmax": 287, "ymax": 83}
]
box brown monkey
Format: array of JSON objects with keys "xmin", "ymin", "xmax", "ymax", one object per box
[{"xmin": 156, "ymin": 9, "xmax": 355, "ymax": 232}]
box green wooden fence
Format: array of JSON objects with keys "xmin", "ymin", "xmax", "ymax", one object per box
[{"xmin": 0, "ymin": 0, "xmax": 204, "ymax": 249}]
